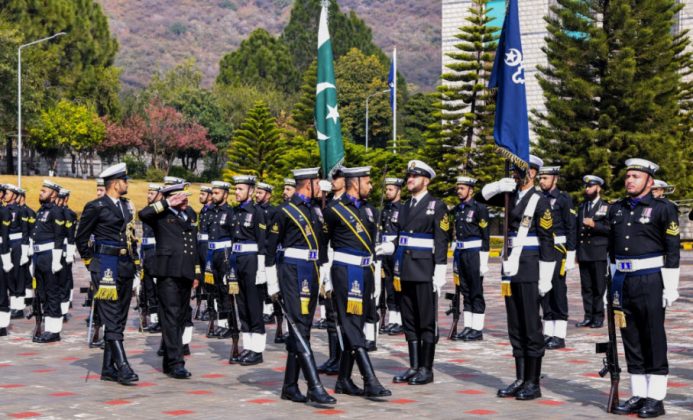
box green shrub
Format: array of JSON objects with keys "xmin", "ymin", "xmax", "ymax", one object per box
[
  {"xmin": 123, "ymin": 155, "xmax": 147, "ymax": 179},
  {"xmin": 145, "ymin": 167, "xmax": 165, "ymax": 182}
]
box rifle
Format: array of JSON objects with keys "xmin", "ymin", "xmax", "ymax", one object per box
[
  {"xmin": 445, "ymin": 285, "xmax": 461, "ymax": 340},
  {"xmin": 272, "ymin": 300, "xmax": 285, "ymax": 343},
  {"xmin": 224, "ymin": 248, "xmax": 241, "ymax": 363},
  {"xmin": 596, "ymin": 271, "xmax": 620, "ymax": 413},
  {"xmin": 26, "ymin": 294, "xmax": 42, "ymax": 341},
  {"xmin": 372, "ymin": 164, "xmax": 388, "ymax": 347},
  {"xmin": 276, "ymin": 296, "xmax": 311, "ymax": 357},
  {"xmin": 134, "ymin": 279, "xmax": 146, "ymax": 333}
]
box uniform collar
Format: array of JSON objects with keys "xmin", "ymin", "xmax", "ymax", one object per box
[
  {"xmin": 628, "ymin": 192, "xmax": 653, "ymax": 208},
  {"xmin": 344, "ymin": 193, "xmax": 362, "ymax": 209},
  {"xmin": 294, "ymin": 193, "xmax": 312, "ymax": 207},
  {"xmin": 543, "ymin": 187, "xmax": 559, "ymax": 198},
  {"xmin": 457, "ymin": 198, "xmax": 474, "ymax": 209}
]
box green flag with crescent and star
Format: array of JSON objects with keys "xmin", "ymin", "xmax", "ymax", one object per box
[{"xmin": 315, "ymin": 1, "xmax": 344, "ymax": 180}]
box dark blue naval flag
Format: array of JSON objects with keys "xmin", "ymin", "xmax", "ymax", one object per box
[{"xmin": 489, "ymin": 0, "xmax": 530, "ymax": 168}]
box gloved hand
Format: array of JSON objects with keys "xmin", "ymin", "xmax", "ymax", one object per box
[
  {"xmin": 373, "ymin": 260, "xmax": 382, "ymax": 302},
  {"xmin": 1, "ymin": 252, "xmax": 13, "ymax": 273},
  {"xmin": 318, "ymin": 180, "xmax": 332, "ymax": 193},
  {"xmin": 65, "ymin": 244, "xmax": 76, "ymax": 264},
  {"xmin": 433, "ymin": 264, "xmax": 447, "ymax": 294},
  {"xmin": 375, "ymin": 241, "xmax": 395, "ymax": 256},
  {"xmin": 20, "ymin": 244, "xmax": 29, "ymax": 265},
  {"xmin": 481, "ymin": 177, "xmax": 516, "ymax": 200},
  {"xmin": 479, "ymin": 251, "xmax": 490, "ymax": 276},
  {"xmin": 538, "ymin": 260, "xmax": 556, "ymax": 296},
  {"xmin": 610, "ymin": 263, "xmax": 617, "ymax": 277},
  {"xmin": 565, "ymin": 250, "xmax": 576, "ymax": 271},
  {"xmin": 132, "ymin": 273, "xmax": 141, "ymax": 291},
  {"xmin": 320, "ymin": 263, "xmax": 333, "ymax": 294},
  {"xmin": 29, "ymin": 261, "xmax": 34, "ymax": 277},
  {"xmin": 28, "ymin": 238, "xmax": 34, "ymax": 257},
  {"xmin": 51, "ymin": 249, "xmax": 63, "ymax": 273},
  {"xmin": 661, "ymin": 267, "xmax": 680, "ymax": 308},
  {"xmin": 266, "ymin": 265, "xmax": 279, "ymax": 297},
  {"xmin": 502, "ymin": 258, "xmax": 519, "ymax": 277},
  {"xmin": 255, "ymin": 254, "xmax": 267, "ymax": 285}
]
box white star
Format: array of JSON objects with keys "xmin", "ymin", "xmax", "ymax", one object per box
[{"xmin": 326, "ymin": 104, "xmax": 340, "ymax": 123}]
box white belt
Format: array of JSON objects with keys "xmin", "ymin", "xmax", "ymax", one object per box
[
  {"xmin": 382, "ymin": 235, "xmax": 398, "ymax": 243},
  {"xmin": 284, "ymin": 247, "xmax": 319, "ymax": 261},
  {"xmin": 454, "ymin": 239, "xmax": 482, "ymax": 250},
  {"xmin": 554, "ymin": 235, "xmax": 566, "ymax": 245},
  {"xmin": 232, "ymin": 243, "xmax": 258, "ymax": 253},
  {"xmin": 398, "ymin": 236, "xmax": 434, "ymax": 249},
  {"xmin": 141, "ymin": 237, "xmax": 156, "ymax": 246},
  {"xmin": 198, "ymin": 233, "xmax": 209, "ymax": 241},
  {"xmin": 615, "ymin": 256, "xmax": 664, "ymax": 273},
  {"xmin": 9, "ymin": 233, "xmax": 23, "ymax": 241},
  {"xmin": 508, "ymin": 236, "xmax": 539, "ymax": 248},
  {"xmin": 33, "ymin": 242, "xmax": 54, "ymax": 253},
  {"xmin": 333, "ymin": 251, "xmax": 372, "ymax": 267},
  {"xmin": 208, "ymin": 240, "xmax": 232, "ymax": 250}
]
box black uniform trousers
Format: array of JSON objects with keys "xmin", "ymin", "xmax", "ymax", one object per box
[
  {"xmin": 400, "ymin": 280, "xmax": 436, "ymax": 344},
  {"xmin": 381, "ymin": 255, "xmax": 401, "ymax": 312},
  {"xmin": 456, "ymin": 250, "xmax": 485, "ymax": 314},
  {"xmin": 59, "ymin": 255, "xmax": 73, "ymax": 306},
  {"xmin": 234, "ymin": 253, "xmax": 265, "ymax": 334},
  {"xmin": 33, "ymin": 252, "xmax": 62, "ymax": 318},
  {"xmin": 278, "ymin": 261, "xmax": 318, "ymax": 354},
  {"xmin": 0, "ymin": 271, "xmax": 8, "ymax": 313},
  {"xmin": 620, "ymin": 272, "xmax": 668, "ymax": 375},
  {"xmin": 506, "ymin": 255, "xmax": 545, "ymax": 358},
  {"xmin": 211, "ymin": 250, "xmax": 231, "ymax": 319},
  {"xmin": 8, "ymin": 241, "xmax": 24, "ymax": 298},
  {"xmin": 157, "ymin": 276, "xmax": 193, "ymax": 369},
  {"xmin": 331, "ymin": 263, "xmax": 374, "ymax": 350},
  {"xmin": 541, "ymin": 250, "xmax": 569, "ymax": 321},
  {"xmin": 94, "ymin": 275, "xmax": 133, "ymax": 342},
  {"xmin": 142, "ymin": 270, "xmax": 159, "ymax": 314},
  {"xmin": 578, "ymin": 260, "xmax": 607, "ymax": 323}
]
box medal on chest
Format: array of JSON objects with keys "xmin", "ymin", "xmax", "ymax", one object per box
[
  {"xmin": 426, "ymin": 201, "xmax": 435, "ymax": 215},
  {"xmin": 596, "ymin": 205, "xmax": 608, "ymax": 216},
  {"xmin": 313, "ymin": 207, "xmax": 324, "ymax": 224},
  {"xmin": 40, "ymin": 211, "xmax": 48, "ymax": 222},
  {"xmin": 365, "ymin": 207, "xmax": 374, "ymax": 223},
  {"xmin": 243, "ymin": 213, "xmax": 253, "ymax": 227},
  {"xmin": 220, "ymin": 213, "xmax": 227, "ymax": 225},
  {"xmin": 550, "ymin": 198, "xmax": 557, "ymax": 209},
  {"xmin": 392, "ymin": 210, "xmax": 399, "ymax": 223},
  {"xmin": 465, "ymin": 210, "xmax": 475, "ymax": 223},
  {"xmin": 639, "ymin": 208, "xmax": 652, "ymax": 224}
]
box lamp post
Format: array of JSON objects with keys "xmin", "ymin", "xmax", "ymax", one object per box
[
  {"xmin": 365, "ymin": 89, "xmax": 389, "ymax": 150},
  {"xmin": 17, "ymin": 32, "xmax": 66, "ymax": 187}
]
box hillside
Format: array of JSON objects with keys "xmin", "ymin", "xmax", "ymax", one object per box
[{"xmin": 96, "ymin": 0, "xmax": 441, "ymax": 92}]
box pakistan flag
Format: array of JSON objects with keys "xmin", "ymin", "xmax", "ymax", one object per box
[{"xmin": 315, "ymin": 2, "xmax": 344, "ymax": 180}]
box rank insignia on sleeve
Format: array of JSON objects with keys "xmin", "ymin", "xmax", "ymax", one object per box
[
  {"xmin": 666, "ymin": 221, "xmax": 680, "ymax": 236},
  {"xmin": 570, "ymin": 209, "xmax": 577, "ymax": 215},
  {"xmin": 540, "ymin": 209, "xmax": 553, "ymax": 230},
  {"xmin": 479, "ymin": 219, "xmax": 488, "ymax": 229},
  {"xmin": 440, "ymin": 215, "xmax": 450, "ymax": 232},
  {"xmin": 271, "ymin": 223, "xmax": 279, "ymax": 233}
]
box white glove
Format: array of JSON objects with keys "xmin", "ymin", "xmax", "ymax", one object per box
[
  {"xmin": 538, "ymin": 260, "xmax": 556, "ymax": 296},
  {"xmin": 373, "ymin": 261, "xmax": 382, "ymax": 302},
  {"xmin": 610, "ymin": 263, "xmax": 617, "ymax": 277},
  {"xmin": 481, "ymin": 177, "xmax": 516, "ymax": 200},
  {"xmin": 65, "ymin": 244, "xmax": 76, "ymax": 264},
  {"xmin": 1, "ymin": 253, "xmax": 12, "ymax": 273},
  {"xmin": 255, "ymin": 254, "xmax": 267, "ymax": 285},
  {"xmin": 479, "ymin": 251, "xmax": 490, "ymax": 276},
  {"xmin": 565, "ymin": 250, "xmax": 576, "ymax": 271},
  {"xmin": 29, "ymin": 261, "xmax": 34, "ymax": 277},
  {"xmin": 375, "ymin": 241, "xmax": 395, "ymax": 256},
  {"xmin": 267, "ymin": 265, "xmax": 279, "ymax": 297},
  {"xmin": 20, "ymin": 244, "xmax": 29, "ymax": 265},
  {"xmin": 51, "ymin": 249, "xmax": 63, "ymax": 273},
  {"xmin": 319, "ymin": 180, "xmax": 332, "ymax": 193},
  {"xmin": 28, "ymin": 238, "xmax": 34, "ymax": 257},
  {"xmin": 502, "ymin": 258, "xmax": 519, "ymax": 277},
  {"xmin": 433, "ymin": 264, "xmax": 447, "ymax": 294},
  {"xmin": 320, "ymin": 263, "xmax": 333, "ymax": 294},
  {"xmin": 132, "ymin": 273, "xmax": 141, "ymax": 291},
  {"xmin": 661, "ymin": 268, "xmax": 680, "ymax": 308}
]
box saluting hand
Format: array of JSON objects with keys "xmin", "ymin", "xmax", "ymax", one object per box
[{"xmin": 167, "ymin": 192, "xmax": 188, "ymax": 208}]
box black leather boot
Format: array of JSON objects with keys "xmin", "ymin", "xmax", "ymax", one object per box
[
  {"xmin": 393, "ymin": 340, "xmax": 419, "ymax": 383},
  {"xmin": 408, "ymin": 341, "xmax": 434, "ymax": 385},
  {"xmin": 354, "ymin": 347, "xmax": 391, "ymax": 397},
  {"xmin": 297, "ymin": 351, "xmax": 337, "ymax": 404},
  {"xmin": 613, "ymin": 397, "xmax": 646, "ymax": 415},
  {"xmin": 111, "ymin": 340, "xmax": 139, "ymax": 385},
  {"xmin": 334, "ymin": 350, "xmax": 364, "ymax": 396},
  {"xmin": 274, "ymin": 313, "xmax": 286, "ymax": 343},
  {"xmin": 497, "ymin": 357, "xmax": 525, "ymax": 397},
  {"xmin": 100, "ymin": 342, "xmax": 118, "ymax": 382},
  {"xmin": 515, "ymin": 357, "xmax": 542, "ymax": 400},
  {"xmin": 637, "ymin": 398, "xmax": 665, "ymax": 418},
  {"xmin": 317, "ymin": 332, "xmax": 340, "ymax": 375},
  {"xmin": 281, "ymin": 352, "xmax": 308, "ymax": 403}
]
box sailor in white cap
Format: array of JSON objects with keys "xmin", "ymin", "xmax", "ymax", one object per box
[
  {"xmin": 55, "ymin": 188, "xmax": 77, "ymax": 322},
  {"xmin": 1, "ymin": 184, "xmax": 30, "ymax": 322},
  {"xmin": 16, "ymin": 188, "xmax": 36, "ymax": 317},
  {"xmin": 0, "ymin": 185, "xmax": 15, "ymax": 336},
  {"xmin": 96, "ymin": 178, "xmax": 106, "ymax": 198},
  {"xmin": 139, "ymin": 184, "xmax": 163, "ymax": 334},
  {"xmin": 575, "ymin": 175, "xmax": 609, "ymax": 329},
  {"xmin": 193, "ymin": 185, "xmax": 213, "ymax": 322},
  {"xmin": 608, "ymin": 159, "xmax": 680, "ymax": 417},
  {"xmin": 283, "ymin": 178, "xmax": 296, "ymax": 202}
]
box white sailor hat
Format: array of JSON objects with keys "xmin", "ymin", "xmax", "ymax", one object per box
[
  {"xmin": 653, "ymin": 179, "xmax": 669, "ymax": 189},
  {"xmin": 17, "ymin": 188, "xmax": 26, "ymax": 196},
  {"xmin": 42, "ymin": 180, "xmax": 61, "ymax": 192},
  {"xmin": 96, "ymin": 178, "xmax": 105, "ymax": 187},
  {"xmin": 342, "ymin": 166, "xmax": 371, "ymax": 178},
  {"xmin": 160, "ymin": 182, "xmax": 190, "ymax": 196},
  {"xmin": 291, "ymin": 167, "xmax": 321, "ymax": 180},
  {"xmin": 538, "ymin": 166, "xmax": 560, "ymax": 176},
  {"xmin": 58, "ymin": 188, "xmax": 70, "ymax": 198},
  {"xmin": 385, "ymin": 177, "xmax": 404, "ymax": 187},
  {"xmin": 529, "ymin": 155, "xmax": 543, "ymax": 170},
  {"xmin": 0, "ymin": 184, "xmax": 6, "ymax": 191},
  {"xmin": 406, "ymin": 160, "xmax": 435, "ymax": 179},
  {"xmin": 200, "ymin": 185, "xmax": 213, "ymax": 193},
  {"xmin": 164, "ymin": 176, "xmax": 186, "ymax": 185},
  {"xmin": 625, "ymin": 158, "xmax": 659, "ymax": 176},
  {"xmin": 284, "ymin": 178, "xmax": 296, "ymax": 187},
  {"xmin": 4, "ymin": 184, "xmax": 20, "ymax": 194},
  {"xmin": 211, "ymin": 180, "xmax": 231, "ymax": 191},
  {"xmin": 332, "ymin": 167, "xmax": 345, "ymax": 178},
  {"xmin": 148, "ymin": 183, "xmax": 163, "ymax": 192},
  {"xmin": 456, "ymin": 176, "xmax": 477, "ymax": 186},
  {"xmin": 256, "ymin": 182, "xmax": 273, "ymax": 193},
  {"xmin": 233, "ymin": 175, "xmax": 257, "ymax": 186},
  {"xmin": 98, "ymin": 162, "xmax": 128, "ymax": 182},
  {"xmin": 582, "ymin": 175, "xmax": 604, "ymax": 186}
]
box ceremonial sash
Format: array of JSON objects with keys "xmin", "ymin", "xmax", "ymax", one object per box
[
  {"xmin": 93, "ymin": 240, "xmax": 123, "ymax": 301},
  {"xmin": 282, "ymin": 203, "xmax": 319, "ymax": 314},
  {"xmin": 333, "ymin": 248, "xmax": 370, "ymax": 315},
  {"xmin": 330, "ymin": 202, "xmax": 373, "ymax": 254},
  {"xmin": 502, "ymin": 193, "xmax": 540, "ymax": 297}
]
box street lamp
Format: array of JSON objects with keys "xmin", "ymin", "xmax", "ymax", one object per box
[
  {"xmin": 17, "ymin": 32, "xmax": 67, "ymax": 187},
  {"xmin": 365, "ymin": 89, "xmax": 389, "ymax": 150}
]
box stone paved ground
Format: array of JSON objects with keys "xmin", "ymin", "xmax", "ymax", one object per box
[{"xmin": 1, "ymin": 253, "xmax": 692, "ymax": 419}]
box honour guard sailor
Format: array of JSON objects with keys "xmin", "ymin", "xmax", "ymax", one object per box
[
  {"xmin": 195, "ymin": 185, "xmax": 213, "ymax": 321},
  {"xmin": 18, "ymin": 188, "xmax": 35, "ymax": 318},
  {"xmin": 265, "ymin": 167, "xmax": 336, "ymax": 404},
  {"xmin": 537, "ymin": 165, "xmax": 577, "ymax": 349},
  {"xmin": 477, "ymin": 155, "xmax": 555, "ymax": 400},
  {"xmin": 140, "ymin": 184, "xmax": 163, "ymax": 333},
  {"xmin": 2, "ymin": 184, "xmax": 30, "ymax": 322},
  {"xmin": 576, "ymin": 175, "xmax": 609, "ymax": 329},
  {"xmin": 56, "ymin": 189, "xmax": 77, "ymax": 321},
  {"xmin": 450, "ymin": 176, "xmax": 490, "ymax": 341},
  {"xmin": 0, "ymin": 185, "xmax": 13, "ymax": 336},
  {"xmin": 608, "ymin": 159, "xmax": 680, "ymax": 418},
  {"xmin": 283, "ymin": 178, "xmax": 296, "ymax": 202},
  {"xmin": 383, "ymin": 160, "xmax": 449, "ymax": 386},
  {"xmin": 379, "ymin": 177, "xmax": 404, "ymax": 336},
  {"xmin": 76, "ymin": 163, "xmax": 140, "ymax": 385}
]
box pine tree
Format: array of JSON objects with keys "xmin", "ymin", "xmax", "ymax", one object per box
[{"xmin": 423, "ymin": 0, "xmax": 502, "ymax": 204}]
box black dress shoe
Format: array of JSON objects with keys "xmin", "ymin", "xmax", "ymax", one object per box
[
  {"xmin": 497, "ymin": 379, "xmax": 525, "ymax": 398},
  {"xmin": 183, "ymin": 344, "xmax": 190, "ymax": 356},
  {"xmin": 100, "ymin": 368, "xmax": 119, "ymax": 382},
  {"xmin": 575, "ymin": 319, "xmax": 592, "ymax": 328},
  {"xmin": 388, "ymin": 324, "xmax": 404, "ymax": 336},
  {"xmin": 590, "ymin": 320, "xmax": 604, "ymax": 328},
  {"xmin": 408, "ymin": 367, "xmax": 433, "ymax": 385},
  {"xmin": 263, "ymin": 314, "xmax": 275, "ymax": 324},
  {"xmin": 515, "ymin": 382, "xmax": 541, "ymax": 400},
  {"xmin": 380, "ymin": 323, "xmax": 393, "ymax": 334},
  {"xmin": 200, "ymin": 311, "xmax": 210, "ymax": 321},
  {"xmin": 613, "ymin": 396, "xmax": 646, "ymax": 415},
  {"xmin": 90, "ymin": 338, "xmax": 105, "ymax": 349},
  {"xmin": 157, "ymin": 347, "xmax": 165, "ymax": 357},
  {"xmin": 313, "ymin": 318, "xmax": 327, "ymax": 329},
  {"xmin": 0, "ymin": 327, "xmax": 7, "ymax": 337},
  {"xmin": 146, "ymin": 323, "xmax": 161, "ymax": 333},
  {"xmin": 281, "ymin": 385, "xmax": 308, "ymax": 403},
  {"xmin": 462, "ymin": 329, "xmax": 483, "ymax": 341},
  {"xmin": 545, "ymin": 337, "xmax": 565, "ymax": 350},
  {"xmin": 543, "ymin": 334, "xmax": 551, "ymax": 344},
  {"xmin": 454, "ymin": 327, "xmax": 472, "ymax": 341},
  {"xmin": 274, "ymin": 334, "xmax": 286, "ymax": 344},
  {"xmin": 230, "ymin": 349, "xmax": 250, "ymax": 364},
  {"xmin": 10, "ymin": 309, "xmax": 24, "ymax": 319},
  {"xmin": 638, "ymin": 398, "xmax": 665, "ymax": 418},
  {"xmin": 240, "ymin": 351, "xmax": 263, "ymax": 366},
  {"xmin": 167, "ymin": 366, "xmax": 192, "ymax": 379},
  {"xmin": 218, "ymin": 328, "xmax": 235, "ymax": 339},
  {"xmin": 365, "ymin": 340, "xmax": 377, "ymax": 352},
  {"xmin": 36, "ymin": 332, "xmax": 61, "ymax": 343}
]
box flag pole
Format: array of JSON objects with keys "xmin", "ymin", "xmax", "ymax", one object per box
[{"xmin": 392, "ymin": 47, "xmax": 397, "ymax": 154}]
